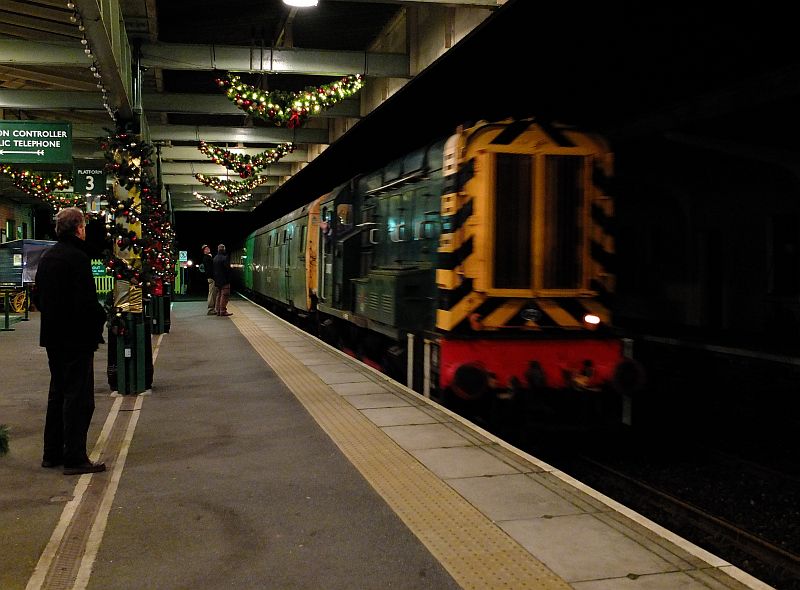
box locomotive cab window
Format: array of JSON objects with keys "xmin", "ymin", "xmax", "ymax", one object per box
[
  {"xmin": 321, "ymin": 206, "xmax": 333, "ymax": 254},
  {"xmin": 541, "ymin": 155, "xmax": 585, "ymax": 290},
  {"xmin": 485, "ymin": 151, "xmax": 590, "ymax": 295},
  {"xmin": 493, "ymin": 154, "xmax": 533, "ymax": 289}
]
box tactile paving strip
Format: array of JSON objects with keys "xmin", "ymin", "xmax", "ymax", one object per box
[{"xmin": 229, "ymin": 302, "xmax": 571, "ymax": 590}]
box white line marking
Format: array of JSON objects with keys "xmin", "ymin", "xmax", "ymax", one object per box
[
  {"xmin": 152, "ymin": 333, "xmax": 165, "ymax": 365},
  {"xmin": 73, "ymin": 395, "xmax": 144, "ymax": 590},
  {"xmin": 25, "ymin": 396, "xmax": 123, "ymax": 590}
]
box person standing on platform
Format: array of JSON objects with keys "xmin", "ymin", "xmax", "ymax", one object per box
[
  {"xmin": 35, "ymin": 207, "xmax": 107, "ymax": 475},
  {"xmin": 201, "ymin": 244, "xmax": 217, "ymax": 315},
  {"xmin": 213, "ymin": 243, "xmax": 233, "ymax": 317}
]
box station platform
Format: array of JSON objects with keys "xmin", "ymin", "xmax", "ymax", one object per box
[{"xmin": 0, "ymin": 297, "xmax": 776, "ymax": 590}]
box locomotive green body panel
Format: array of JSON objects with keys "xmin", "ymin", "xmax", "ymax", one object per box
[{"xmin": 353, "ymin": 265, "xmax": 434, "ymax": 332}]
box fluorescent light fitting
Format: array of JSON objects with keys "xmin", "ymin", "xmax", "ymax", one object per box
[{"xmin": 283, "ymin": 0, "xmax": 318, "ymax": 6}]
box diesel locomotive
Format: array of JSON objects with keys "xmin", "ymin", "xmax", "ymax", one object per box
[{"xmin": 232, "ymin": 118, "xmax": 643, "ymax": 430}]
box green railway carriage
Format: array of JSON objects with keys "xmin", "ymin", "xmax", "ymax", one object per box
[{"xmin": 233, "ymin": 200, "xmax": 318, "ymax": 319}]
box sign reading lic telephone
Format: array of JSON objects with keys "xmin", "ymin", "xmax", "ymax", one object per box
[{"xmin": 0, "ymin": 121, "xmax": 72, "ymax": 165}]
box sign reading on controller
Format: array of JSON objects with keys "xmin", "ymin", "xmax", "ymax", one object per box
[{"xmin": 0, "ymin": 121, "xmax": 72, "ymax": 164}]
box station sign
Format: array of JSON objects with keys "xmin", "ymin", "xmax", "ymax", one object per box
[
  {"xmin": 74, "ymin": 160, "xmax": 107, "ymax": 196},
  {"xmin": 0, "ymin": 121, "xmax": 72, "ymax": 165}
]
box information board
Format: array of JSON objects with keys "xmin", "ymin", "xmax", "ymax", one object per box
[{"xmin": 0, "ymin": 121, "xmax": 72, "ymax": 165}]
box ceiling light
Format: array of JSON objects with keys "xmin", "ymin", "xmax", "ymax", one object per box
[{"xmin": 283, "ymin": 0, "xmax": 318, "ymax": 7}]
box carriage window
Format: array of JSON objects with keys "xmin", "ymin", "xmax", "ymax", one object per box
[{"xmin": 418, "ymin": 217, "xmax": 438, "ymax": 240}]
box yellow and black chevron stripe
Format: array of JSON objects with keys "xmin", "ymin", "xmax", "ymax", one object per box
[{"xmin": 435, "ymin": 118, "xmax": 615, "ymax": 335}]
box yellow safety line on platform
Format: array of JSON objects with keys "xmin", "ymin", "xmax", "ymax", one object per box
[{"xmin": 228, "ymin": 301, "xmax": 571, "ymax": 590}]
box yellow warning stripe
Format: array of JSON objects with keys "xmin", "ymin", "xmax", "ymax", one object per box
[
  {"xmin": 436, "ymin": 292, "xmax": 487, "ymax": 332},
  {"xmin": 536, "ymin": 298, "xmax": 582, "ymax": 328},
  {"xmin": 436, "ymin": 268, "xmax": 460, "ymax": 291},
  {"xmin": 482, "ymin": 299, "xmax": 526, "ymax": 329}
]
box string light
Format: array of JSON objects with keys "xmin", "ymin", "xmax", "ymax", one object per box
[
  {"xmin": 216, "ymin": 73, "xmax": 364, "ymax": 128},
  {"xmin": 198, "ymin": 141, "xmax": 294, "ymax": 178},
  {"xmin": 193, "ymin": 191, "xmax": 251, "ymax": 211},
  {"xmin": 0, "ymin": 165, "xmax": 79, "ymax": 211},
  {"xmin": 194, "ymin": 173, "xmax": 270, "ymax": 196},
  {"xmin": 66, "ymin": 2, "xmax": 115, "ymax": 122},
  {"xmin": 102, "ymin": 130, "xmax": 175, "ymax": 295}
]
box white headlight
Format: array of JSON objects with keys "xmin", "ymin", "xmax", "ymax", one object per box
[{"xmin": 583, "ymin": 314, "xmax": 600, "ymax": 325}]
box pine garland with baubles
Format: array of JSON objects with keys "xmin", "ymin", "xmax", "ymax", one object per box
[
  {"xmin": 216, "ymin": 73, "xmax": 364, "ymax": 128},
  {"xmin": 198, "ymin": 141, "xmax": 295, "ymax": 178}
]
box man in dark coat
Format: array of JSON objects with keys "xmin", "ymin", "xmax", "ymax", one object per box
[
  {"xmin": 35, "ymin": 207, "xmax": 107, "ymax": 475},
  {"xmin": 201, "ymin": 244, "xmax": 217, "ymax": 315},
  {"xmin": 212, "ymin": 243, "xmax": 232, "ymax": 316}
]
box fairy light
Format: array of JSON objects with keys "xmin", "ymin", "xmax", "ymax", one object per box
[
  {"xmin": 216, "ymin": 73, "xmax": 364, "ymax": 128},
  {"xmin": 193, "ymin": 191, "xmax": 251, "ymax": 211},
  {"xmin": 197, "ymin": 141, "xmax": 294, "ymax": 178},
  {"xmin": 194, "ymin": 173, "xmax": 270, "ymax": 196},
  {"xmin": 66, "ymin": 2, "xmax": 115, "ymax": 121}
]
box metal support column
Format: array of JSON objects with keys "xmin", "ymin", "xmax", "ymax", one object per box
[
  {"xmin": 1, "ymin": 291, "xmax": 13, "ymax": 331},
  {"xmin": 21, "ymin": 285, "xmax": 29, "ymax": 321}
]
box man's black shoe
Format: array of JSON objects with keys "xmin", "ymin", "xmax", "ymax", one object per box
[
  {"xmin": 63, "ymin": 461, "xmax": 106, "ymax": 475},
  {"xmin": 41, "ymin": 459, "xmax": 62, "ymax": 468}
]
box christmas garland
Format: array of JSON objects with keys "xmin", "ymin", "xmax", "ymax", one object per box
[
  {"xmin": 101, "ymin": 129, "xmax": 175, "ymax": 310},
  {"xmin": 198, "ymin": 141, "xmax": 295, "ymax": 178},
  {"xmin": 194, "ymin": 173, "xmax": 270, "ymax": 197},
  {"xmin": 193, "ymin": 191, "xmax": 251, "ymax": 211},
  {"xmin": 0, "ymin": 164, "xmax": 80, "ymax": 210},
  {"xmin": 216, "ymin": 73, "xmax": 364, "ymax": 128}
]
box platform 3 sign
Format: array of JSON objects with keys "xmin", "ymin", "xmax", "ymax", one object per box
[
  {"xmin": 74, "ymin": 160, "xmax": 107, "ymax": 196},
  {"xmin": 0, "ymin": 121, "xmax": 72, "ymax": 165}
]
